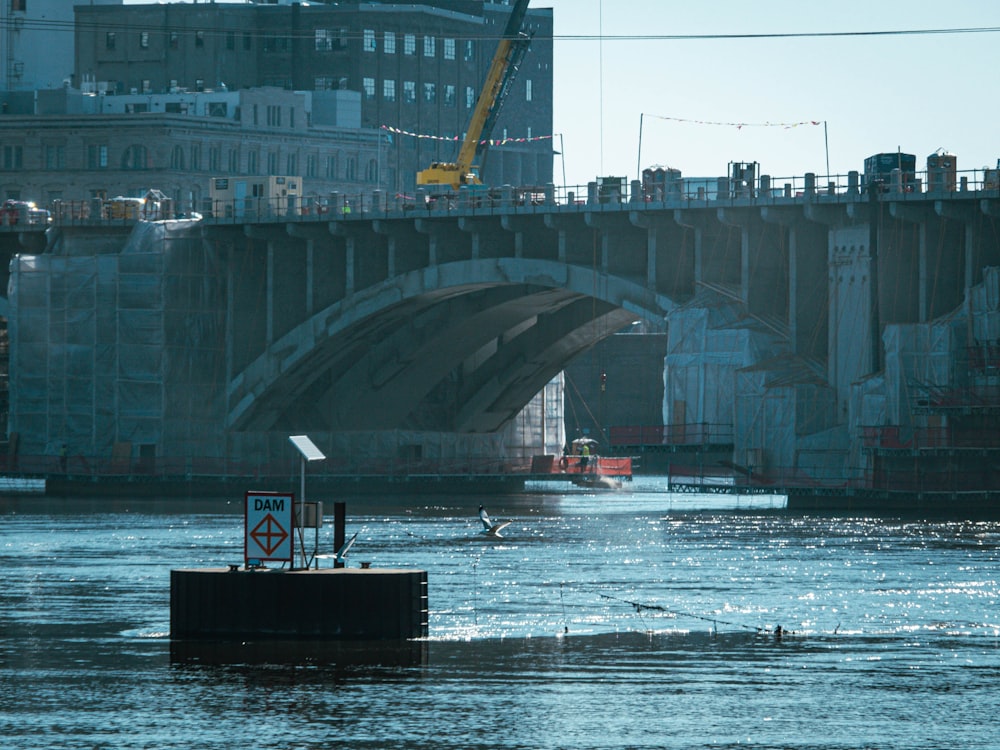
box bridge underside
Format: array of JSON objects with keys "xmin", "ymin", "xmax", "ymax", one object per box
[{"xmin": 233, "ymin": 282, "xmax": 636, "ymax": 434}]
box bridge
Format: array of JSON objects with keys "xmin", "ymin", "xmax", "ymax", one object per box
[{"xmin": 3, "ymin": 170, "xmax": 1000, "ymax": 513}]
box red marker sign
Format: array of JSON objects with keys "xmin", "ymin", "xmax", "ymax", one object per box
[{"xmin": 244, "ymin": 491, "xmax": 294, "ymax": 565}]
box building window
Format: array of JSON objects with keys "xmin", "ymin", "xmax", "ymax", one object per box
[
  {"xmin": 266, "ymin": 105, "xmax": 281, "ymax": 127},
  {"xmin": 195, "ymin": 31, "xmax": 205, "ymax": 48},
  {"xmin": 226, "ymin": 32, "xmax": 235, "ymax": 51},
  {"xmin": 106, "ymin": 32, "xmax": 116, "ymax": 50},
  {"xmin": 228, "ymin": 148, "xmax": 240, "ymax": 173},
  {"xmin": 423, "ymin": 83, "xmax": 436, "ymax": 103},
  {"xmin": 403, "ymin": 34, "xmax": 415, "ymax": 55},
  {"xmin": 87, "ymin": 144, "xmax": 108, "ymax": 169},
  {"xmin": 243, "ymin": 33, "xmax": 252, "ymax": 51},
  {"xmin": 209, "ymin": 146, "xmax": 221, "ymax": 172},
  {"xmin": 44, "ymin": 145, "xmax": 66, "ymax": 170},
  {"xmin": 363, "ymin": 29, "xmax": 376, "ymax": 52},
  {"xmin": 190, "ymin": 144, "xmax": 201, "ymax": 170},
  {"xmin": 464, "ymin": 40, "xmax": 475, "ymax": 61},
  {"xmin": 346, "ymin": 156, "xmax": 357, "ymax": 181},
  {"xmin": 384, "ymin": 31, "xmax": 396, "ymax": 54},
  {"xmin": 444, "ymin": 85, "xmax": 456, "ymax": 107},
  {"xmin": 286, "ymin": 153, "xmax": 298, "ymax": 175},
  {"xmin": 366, "ymin": 158, "xmax": 378, "ymax": 183},
  {"xmin": 306, "ymin": 154, "xmax": 317, "ymax": 178},
  {"xmin": 170, "ymin": 145, "xmax": 185, "ymax": 170},
  {"xmin": 247, "ymin": 150, "xmax": 258, "ymax": 174},
  {"xmin": 525, "ymin": 79, "xmax": 532, "ymax": 102},
  {"xmin": 121, "ymin": 144, "xmax": 148, "ymax": 170},
  {"xmin": 465, "ymin": 86, "xmax": 475, "ymax": 109},
  {"xmin": 3, "ymin": 145, "xmax": 24, "ymax": 170},
  {"xmin": 11, "ymin": 0, "xmax": 26, "ymax": 11},
  {"xmin": 403, "ymin": 81, "xmax": 416, "ymax": 104},
  {"xmin": 383, "ymin": 79, "xmax": 395, "ymax": 102},
  {"xmin": 327, "ymin": 153, "xmax": 338, "ymax": 179},
  {"xmin": 267, "ymin": 152, "xmax": 278, "ymax": 174},
  {"xmin": 139, "ymin": 31, "xmax": 149, "ymax": 49},
  {"xmin": 423, "ymin": 36, "xmax": 435, "ymax": 57},
  {"xmin": 363, "ymin": 77, "xmax": 375, "ymax": 100},
  {"xmin": 141, "ymin": 79, "xmax": 151, "ymax": 93},
  {"xmin": 169, "ymin": 32, "xmax": 179, "ymax": 49},
  {"xmin": 444, "ymin": 38, "xmax": 456, "ymax": 60},
  {"xmin": 316, "ymin": 29, "xmax": 333, "ymax": 51}
]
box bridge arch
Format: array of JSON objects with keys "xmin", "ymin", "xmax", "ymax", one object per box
[{"xmin": 227, "ymin": 258, "xmax": 676, "ymax": 433}]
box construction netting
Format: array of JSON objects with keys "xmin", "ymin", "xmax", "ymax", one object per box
[
  {"xmin": 664, "ymin": 290, "xmax": 782, "ymax": 448},
  {"xmin": 971, "ymin": 266, "xmax": 1000, "ymax": 343},
  {"xmin": 734, "ymin": 354, "xmax": 838, "ymax": 477},
  {"xmin": 9, "ymin": 218, "xmax": 228, "ymax": 460},
  {"xmin": 882, "ymin": 313, "xmax": 967, "ymax": 429}
]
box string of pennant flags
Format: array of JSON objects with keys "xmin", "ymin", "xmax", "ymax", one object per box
[
  {"xmin": 381, "ymin": 124, "xmax": 555, "ymax": 146},
  {"xmin": 644, "ymin": 113, "xmax": 822, "ymax": 130}
]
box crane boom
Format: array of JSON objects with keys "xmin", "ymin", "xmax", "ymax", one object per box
[{"xmin": 416, "ymin": 0, "xmax": 531, "ymax": 191}]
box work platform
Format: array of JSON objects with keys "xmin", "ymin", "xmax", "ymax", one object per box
[{"xmin": 170, "ymin": 567, "xmax": 428, "ymax": 641}]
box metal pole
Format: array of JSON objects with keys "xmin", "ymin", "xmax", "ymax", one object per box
[
  {"xmin": 297, "ymin": 455, "xmax": 306, "ymax": 568},
  {"xmin": 637, "ymin": 113, "xmax": 644, "ymax": 182},
  {"xmin": 559, "ymin": 133, "xmax": 567, "ymax": 196},
  {"xmin": 824, "ymin": 121, "xmax": 830, "ymax": 184}
]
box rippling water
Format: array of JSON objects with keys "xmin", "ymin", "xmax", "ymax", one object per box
[{"xmin": 2, "ymin": 479, "xmax": 999, "ymax": 749}]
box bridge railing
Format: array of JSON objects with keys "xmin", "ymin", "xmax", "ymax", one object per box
[
  {"xmin": 22, "ymin": 166, "xmax": 999, "ymax": 230},
  {"xmin": 609, "ymin": 423, "xmax": 735, "ymax": 447},
  {"xmin": 0, "ymin": 452, "xmax": 533, "ymax": 481}
]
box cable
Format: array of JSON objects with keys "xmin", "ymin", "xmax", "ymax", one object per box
[{"xmin": 600, "ymin": 593, "xmax": 782, "ymax": 634}]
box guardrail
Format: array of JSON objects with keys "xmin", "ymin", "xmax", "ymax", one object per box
[
  {"xmin": 0, "ymin": 453, "xmax": 535, "ymax": 481},
  {"xmin": 7, "ymin": 166, "xmax": 997, "ymax": 231}
]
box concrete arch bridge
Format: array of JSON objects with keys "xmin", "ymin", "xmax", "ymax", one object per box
[{"xmin": 5, "ymin": 177, "xmax": 1000, "ymax": 496}]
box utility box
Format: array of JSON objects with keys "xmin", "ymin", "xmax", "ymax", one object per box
[
  {"xmin": 597, "ymin": 176, "xmax": 626, "ymax": 204},
  {"xmin": 729, "ymin": 161, "xmax": 758, "ymax": 198},
  {"xmin": 926, "ymin": 150, "xmax": 957, "ymax": 193},
  {"xmin": 642, "ymin": 166, "xmax": 682, "ymax": 201},
  {"xmin": 209, "ymin": 175, "xmax": 302, "ymax": 219},
  {"xmin": 863, "ymin": 152, "xmax": 916, "ymax": 191}
]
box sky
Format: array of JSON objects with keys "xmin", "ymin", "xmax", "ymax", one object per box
[
  {"xmin": 539, "ymin": 0, "xmax": 1000, "ymax": 187},
  {"xmin": 125, "ymin": 0, "xmax": 1000, "ymax": 188}
]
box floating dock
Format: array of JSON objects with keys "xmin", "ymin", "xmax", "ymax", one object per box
[{"xmin": 170, "ymin": 567, "xmax": 428, "ymax": 641}]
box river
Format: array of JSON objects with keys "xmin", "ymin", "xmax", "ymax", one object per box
[{"xmin": 2, "ymin": 477, "xmax": 999, "ymax": 749}]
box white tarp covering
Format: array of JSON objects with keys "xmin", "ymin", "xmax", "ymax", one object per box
[
  {"xmin": 9, "ymin": 219, "xmax": 228, "ymax": 459},
  {"xmin": 663, "ymin": 290, "xmax": 782, "ymax": 445},
  {"xmin": 734, "ymin": 355, "xmax": 837, "ymax": 474},
  {"xmin": 971, "ymin": 266, "xmax": 1000, "ymax": 343},
  {"xmin": 882, "ymin": 315, "xmax": 967, "ymax": 428}
]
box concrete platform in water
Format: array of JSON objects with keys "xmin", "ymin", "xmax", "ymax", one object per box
[{"xmin": 170, "ymin": 566, "xmax": 428, "ymax": 641}]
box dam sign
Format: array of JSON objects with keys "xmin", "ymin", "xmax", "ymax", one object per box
[{"xmin": 244, "ymin": 491, "xmax": 294, "ymax": 565}]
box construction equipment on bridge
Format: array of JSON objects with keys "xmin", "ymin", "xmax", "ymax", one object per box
[{"xmin": 415, "ymin": 0, "xmax": 531, "ymax": 192}]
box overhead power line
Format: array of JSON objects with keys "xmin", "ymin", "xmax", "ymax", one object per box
[
  {"xmin": 555, "ymin": 26, "xmax": 1000, "ymax": 41},
  {"xmin": 1, "ymin": 16, "xmax": 999, "ymax": 43}
]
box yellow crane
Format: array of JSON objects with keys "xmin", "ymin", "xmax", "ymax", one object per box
[{"xmin": 416, "ymin": 0, "xmax": 532, "ymax": 191}]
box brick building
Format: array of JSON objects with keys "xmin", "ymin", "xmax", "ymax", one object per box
[{"xmin": 73, "ymin": 0, "xmax": 555, "ymax": 193}]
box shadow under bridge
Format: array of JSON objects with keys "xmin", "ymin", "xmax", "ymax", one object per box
[{"xmin": 226, "ymin": 257, "xmax": 674, "ymax": 434}]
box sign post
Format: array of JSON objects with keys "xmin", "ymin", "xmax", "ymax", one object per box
[
  {"xmin": 288, "ymin": 434, "xmax": 327, "ymax": 569},
  {"xmin": 244, "ymin": 491, "xmax": 294, "ymax": 568}
]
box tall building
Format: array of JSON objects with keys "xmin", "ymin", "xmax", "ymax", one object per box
[
  {"xmin": 73, "ymin": 0, "xmax": 555, "ymax": 193},
  {"xmin": 0, "ymin": 0, "xmax": 122, "ymax": 92}
]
